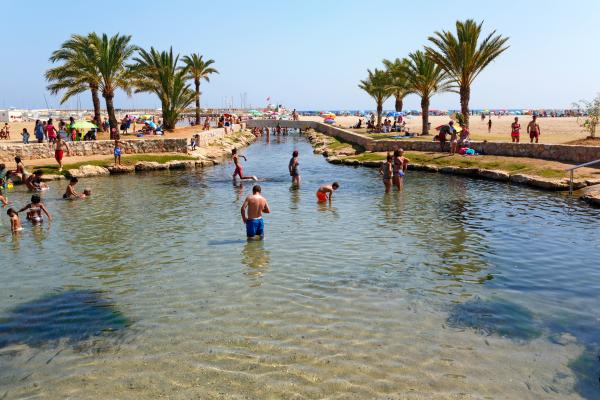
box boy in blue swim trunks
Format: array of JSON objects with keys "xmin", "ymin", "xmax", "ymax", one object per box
[{"xmin": 241, "ymin": 185, "xmax": 270, "ymax": 240}]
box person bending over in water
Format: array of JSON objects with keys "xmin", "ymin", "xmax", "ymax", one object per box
[
  {"xmin": 63, "ymin": 177, "xmax": 87, "ymax": 199},
  {"xmin": 0, "ymin": 194, "xmax": 7, "ymax": 207},
  {"xmin": 241, "ymin": 184, "xmax": 270, "ymax": 240},
  {"xmin": 25, "ymin": 170, "xmax": 49, "ymax": 191},
  {"xmin": 6, "ymin": 208, "xmax": 22, "ymax": 232},
  {"xmin": 392, "ymin": 149, "xmax": 409, "ymax": 191},
  {"xmin": 289, "ymin": 150, "xmax": 300, "ymax": 187},
  {"xmin": 232, "ymin": 148, "xmax": 257, "ymax": 181},
  {"xmin": 18, "ymin": 194, "xmax": 52, "ymax": 224},
  {"xmin": 379, "ymin": 154, "xmax": 393, "ymax": 193},
  {"xmin": 316, "ymin": 182, "xmax": 339, "ymax": 203}
]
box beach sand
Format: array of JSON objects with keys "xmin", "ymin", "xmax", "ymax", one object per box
[{"xmin": 300, "ymin": 115, "xmax": 591, "ymax": 144}]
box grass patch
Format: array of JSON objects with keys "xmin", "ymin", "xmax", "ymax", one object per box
[
  {"xmin": 31, "ymin": 154, "xmax": 196, "ymax": 176},
  {"xmin": 343, "ymin": 150, "xmax": 575, "ymax": 179}
]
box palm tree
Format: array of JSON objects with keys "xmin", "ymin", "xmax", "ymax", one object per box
[
  {"xmin": 132, "ymin": 47, "xmax": 196, "ymax": 130},
  {"xmin": 383, "ymin": 58, "xmax": 411, "ymax": 112},
  {"xmin": 425, "ymin": 19, "xmax": 509, "ymax": 127},
  {"xmin": 402, "ymin": 50, "xmax": 453, "ymax": 135},
  {"xmin": 181, "ymin": 53, "xmax": 218, "ymax": 125},
  {"xmin": 358, "ymin": 68, "xmax": 393, "ymax": 128},
  {"xmin": 91, "ymin": 33, "xmax": 137, "ymax": 135},
  {"xmin": 45, "ymin": 34, "xmax": 103, "ymax": 130}
]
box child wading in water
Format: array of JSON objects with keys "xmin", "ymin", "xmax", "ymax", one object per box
[
  {"xmin": 7, "ymin": 208, "xmax": 22, "ymax": 233},
  {"xmin": 232, "ymin": 148, "xmax": 257, "ymax": 181},
  {"xmin": 379, "ymin": 154, "xmax": 394, "ymax": 193},
  {"xmin": 18, "ymin": 194, "xmax": 52, "ymax": 224},
  {"xmin": 63, "ymin": 177, "xmax": 88, "ymax": 199},
  {"xmin": 316, "ymin": 182, "xmax": 339, "ymax": 203}
]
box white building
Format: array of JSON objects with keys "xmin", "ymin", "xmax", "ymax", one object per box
[{"xmin": 0, "ymin": 109, "xmax": 23, "ymax": 122}]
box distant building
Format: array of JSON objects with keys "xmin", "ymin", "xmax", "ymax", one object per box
[{"xmin": 0, "ymin": 109, "xmax": 23, "ymax": 122}]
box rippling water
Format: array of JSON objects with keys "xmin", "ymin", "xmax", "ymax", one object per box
[{"xmin": 1, "ymin": 133, "xmax": 599, "ymax": 399}]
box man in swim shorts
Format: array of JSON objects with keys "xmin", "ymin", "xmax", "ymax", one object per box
[
  {"xmin": 54, "ymin": 135, "xmax": 70, "ymax": 172},
  {"xmin": 232, "ymin": 148, "xmax": 257, "ymax": 181},
  {"xmin": 316, "ymin": 182, "xmax": 339, "ymax": 203},
  {"xmin": 527, "ymin": 115, "xmax": 541, "ymax": 143},
  {"xmin": 241, "ymin": 184, "xmax": 270, "ymax": 240}
]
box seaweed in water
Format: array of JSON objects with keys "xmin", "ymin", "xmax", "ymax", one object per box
[
  {"xmin": 0, "ymin": 289, "xmax": 129, "ymax": 348},
  {"xmin": 567, "ymin": 349, "xmax": 600, "ymax": 400},
  {"xmin": 447, "ymin": 296, "xmax": 542, "ymax": 341}
]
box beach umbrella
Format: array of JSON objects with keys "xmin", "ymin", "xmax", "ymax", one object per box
[
  {"xmin": 387, "ymin": 111, "xmax": 403, "ymax": 117},
  {"xmin": 145, "ymin": 120, "xmax": 157, "ymax": 129},
  {"xmin": 70, "ymin": 120, "xmax": 97, "ymax": 130}
]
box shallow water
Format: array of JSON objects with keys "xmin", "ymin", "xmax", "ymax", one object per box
[{"xmin": 1, "ymin": 133, "xmax": 599, "ymax": 399}]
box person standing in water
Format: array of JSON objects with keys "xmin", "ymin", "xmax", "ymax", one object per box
[
  {"xmin": 241, "ymin": 185, "xmax": 270, "ymax": 240},
  {"xmin": 54, "ymin": 135, "xmax": 70, "ymax": 172},
  {"xmin": 7, "ymin": 208, "xmax": 22, "ymax": 233},
  {"xmin": 18, "ymin": 194, "xmax": 52, "ymax": 224},
  {"xmin": 379, "ymin": 154, "xmax": 393, "ymax": 193},
  {"xmin": 511, "ymin": 117, "xmax": 521, "ymax": 143},
  {"xmin": 316, "ymin": 182, "xmax": 339, "ymax": 203},
  {"xmin": 392, "ymin": 149, "xmax": 409, "ymax": 191},
  {"xmin": 288, "ymin": 150, "xmax": 300, "ymax": 187},
  {"xmin": 527, "ymin": 115, "xmax": 541, "ymax": 143},
  {"xmin": 232, "ymin": 148, "xmax": 257, "ymax": 181}
]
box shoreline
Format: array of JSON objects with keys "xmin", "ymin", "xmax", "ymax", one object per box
[{"xmin": 303, "ymin": 129, "xmax": 600, "ymax": 208}]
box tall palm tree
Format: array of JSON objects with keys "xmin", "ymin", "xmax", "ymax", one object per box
[
  {"xmin": 90, "ymin": 33, "xmax": 137, "ymax": 135},
  {"xmin": 181, "ymin": 53, "xmax": 218, "ymax": 125},
  {"xmin": 45, "ymin": 34, "xmax": 103, "ymax": 130},
  {"xmin": 132, "ymin": 47, "xmax": 196, "ymax": 130},
  {"xmin": 402, "ymin": 50, "xmax": 453, "ymax": 135},
  {"xmin": 358, "ymin": 68, "xmax": 393, "ymax": 128},
  {"xmin": 383, "ymin": 58, "xmax": 411, "ymax": 112},
  {"xmin": 425, "ymin": 19, "xmax": 509, "ymax": 127}
]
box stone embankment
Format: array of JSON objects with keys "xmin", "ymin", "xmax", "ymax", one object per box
[
  {"xmin": 247, "ymin": 119, "xmax": 600, "ymax": 164},
  {"xmin": 303, "ymin": 129, "xmax": 600, "ymax": 207},
  {"xmin": 10, "ymin": 130, "xmax": 257, "ymax": 183}
]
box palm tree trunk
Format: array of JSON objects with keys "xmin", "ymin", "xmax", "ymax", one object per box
[
  {"xmin": 421, "ymin": 96, "xmax": 430, "ymax": 135},
  {"xmin": 194, "ymin": 78, "xmax": 200, "ymax": 125},
  {"xmin": 377, "ymin": 100, "xmax": 383, "ymax": 128},
  {"xmin": 395, "ymin": 95, "xmax": 403, "ymax": 112},
  {"xmin": 104, "ymin": 91, "xmax": 118, "ymax": 138},
  {"xmin": 460, "ymin": 85, "xmax": 470, "ymax": 128},
  {"xmin": 90, "ymin": 86, "xmax": 103, "ymax": 131}
]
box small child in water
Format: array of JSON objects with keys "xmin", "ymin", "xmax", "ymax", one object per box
[
  {"xmin": 6, "ymin": 208, "xmax": 22, "ymax": 232},
  {"xmin": 316, "ymin": 182, "xmax": 339, "ymax": 203},
  {"xmin": 63, "ymin": 177, "xmax": 86, "ymax": 199},
  {"xmin": 0, "ymin": 194, "xmax": 7, "ymax": 207}
]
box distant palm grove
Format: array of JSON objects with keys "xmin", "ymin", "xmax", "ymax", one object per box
[
  {"xmin": 359, "ymin": 19, "xmax": 509, "ymax": 134},
  {"xmin": 45, "ymin": 33, "xmax": 218, "ymax": 134}
]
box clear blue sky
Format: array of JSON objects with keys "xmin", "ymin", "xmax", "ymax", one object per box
[{"xmin": 1, "ymin": 0, "xmax": 598, "ymax": 111}]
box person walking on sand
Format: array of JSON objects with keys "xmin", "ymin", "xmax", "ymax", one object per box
[
  {"xmin": 379, "ymin": 154, "xmax": 394, "ymax": 193},
  {"xmin": 34, "ymin": 120, "xmax": 44, "ymax": 143},
  {"xmin": 54, "ymin": 135, "xmax": 70, "ymax": 172},
  {"xmin": 511, "ymin": 117, "xmax": 521, "ymax": 143},
  {"xmin": 289, "ymin": 150, "xmax": 300, "ymax": 187},
  {"xmin": 316, "ymin": 182, "xmax": 339, "ymax": 203},
  {"xmin": 241, "ymin": 185, "xmax": 270, "ymax": 240},
  {"xmin": 232, "ymin": 148, "xmax": 257, "ymax": 181},
  {"xmin": 527, "ymin": 115, "xmax": 541, "ymax": 143},
  {"xmin": 487, "ymin": 118, "xmax": 492, "ymax": 133},
  {"xmin": 393, "ymin": 149, "xmax": 409, "ymax": 191}
]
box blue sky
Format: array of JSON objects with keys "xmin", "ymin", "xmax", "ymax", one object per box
[{"xmin": 1, "ymin": 0, "xmax": 598, "ymax": 111}]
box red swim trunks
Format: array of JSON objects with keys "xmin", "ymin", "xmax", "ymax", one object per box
[
  {"xmin": 316, "ymin": 191, "xmax": 328, "ymax": 203},
  {"xmin": 55, "ymin": 150, "xmax": 64, "ymax": 162}
]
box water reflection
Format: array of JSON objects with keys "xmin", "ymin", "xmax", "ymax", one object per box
[{"xmin": 241, "ymin": 240, "xmax": 270, "ymax": 287}]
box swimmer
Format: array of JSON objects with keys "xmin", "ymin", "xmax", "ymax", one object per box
[
  {"xmin": 392, "ymin": 149, "xmax": 409, "ymax": 191},
  {"xmin": 83, "ymin": 188, "xmax": 92, "ymax": 197},
  {"xmin": 241, "ymin": 184, "xmax": 270, "ymax": 240},
  {"xmin": 232, "ymin": 148, "xmax": 257, "ymax": 181},
  {"xmin": 6, "ymin": 208, "xmax": 22, "ymax": 232},
  {"xmin": 316, "ymin": 182, "xmax": 339, "ymax": 203},
  {"xmin": 63, "ymin": 177, "xmax": 86, "ymax": 199},
  {"xmin": 379, "ymin": 154, "xmax": 393, "ymax": 193},
  {"xmin": 25, "ymin": 170, "xmax": 49, "ymax": 191},
  {"xmin": 288, "ymin": 150, "xmax": 300, "ymax": 187},
  {"xmin": 18, "ymin": 194, "xmax": 52, "ymax": 224}
]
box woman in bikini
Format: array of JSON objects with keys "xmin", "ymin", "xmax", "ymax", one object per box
[
  {"xmin": 511, "ymin": 117, "xmax": 521, "ymax": 143},
  {"xmin": 379, "ymin": 154, "xmax": 394, "ymax": 193},
  {"xmin": 392, "ymin": 149, "xmax": 409, "ymax": 191},
  {"xmin": 232, "ymin": 148, "xmax": 257, "ymax": 181},
  {"xmin": 18, "ymin": 194, "xmax": 52, "ymax": 224}
]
